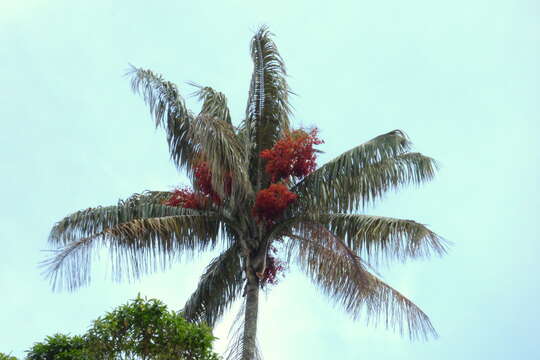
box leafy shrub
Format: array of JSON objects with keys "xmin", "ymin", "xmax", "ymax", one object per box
[
  {"xmin": 85, "ymin": 296, "xmax": 220, "ymax": 360},
  {"xmin": 26, "ymin": 334, "xmax": 87, "ymax": 360},
  {"xmin": 0, "ymin": 352, "xmax": 18, "ymax": 360}
]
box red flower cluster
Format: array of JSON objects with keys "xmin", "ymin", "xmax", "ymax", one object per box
[
  {"xmin": 260, "ymin": 128, "xmax": 323, "ymax": 182},
  {"xmin": 193, "ymin": 162, "xmax": 232, "ymax": 205},
  {"xmin": 193, "ymin": 162, "xmax": 213, "ymax": 196},
  {"xmin": 163, "ymin": 188, "xmax": 206, "ymax": 210},
  {"xmin": 260, "ymin": 252, "xmax": 285, "ymax": 286},
  {"xmin": 163, "ymin": 162, "xmax": 234, "ymax": 210},
  {"xmin": 252, "ymin": 183, "xmax": 298, "ymax": 223}
]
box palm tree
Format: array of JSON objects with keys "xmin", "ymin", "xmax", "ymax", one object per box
[{"xmin": 45, "ymin": 26, "xmax": 447, "ymax": 360}]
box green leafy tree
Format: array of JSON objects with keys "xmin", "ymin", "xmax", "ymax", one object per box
[
  {"xmin": 86, "ymin": 296, "xmax": 219, "ymax": 360},
  {"xmin": 23, "ymin": 297, "xmax": 218, "ymax": 360},
  {"xmin": 26, "ymin": 334, "xmax": 87, "ymax": 360},
  {"xmin": 45, "ymin": 26, "xmax": 447, "ymax": 359},
  {"xmin": 0, "ymin": 353, "xmax": 18, "ymax": 360}
]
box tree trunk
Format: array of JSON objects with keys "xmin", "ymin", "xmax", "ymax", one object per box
[{"xmin": 242, "ymin": 269, "xmax": 260, "ymax": 360}]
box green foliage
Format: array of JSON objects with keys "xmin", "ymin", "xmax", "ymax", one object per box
[
  {"xmin": 26, "ymin": 333, "xmax": 87, "ymax": 360},
  {"xmin": 85, "ymin": 295, "xmax": 219, "ymax": 360},
  {"xmin": 22, "ymin": 297, "xmax": 219, "ymax": 360},
  {"xmin": 0, "ymin": 353, "xmax": 18, "ymax": 360}
]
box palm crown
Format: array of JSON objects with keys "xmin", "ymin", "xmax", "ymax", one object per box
[{"xmin": 45, "ymin": 26, "xmax": 446, "ymax": 360}]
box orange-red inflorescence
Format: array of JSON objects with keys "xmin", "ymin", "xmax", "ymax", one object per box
[
  {"xmin": 164, "ymin": 162, "xmax": 233, "ymax": 210},
  {"xmin": 252, "ymin": 183, "xmax": 298, "ymax": 224},
  {"xmin": 261, "ymin": 250, "xmax": 285, "ymax": 286},
  {"xmin": 193, "ymin": 162, "xmax": 232, "ymax": 205},
  {"xmin": 260, "ymin": 128, "xmax": 323, "ymax": 182},
  {"xmin": 163, "ymin": 188, "xmax": 206, "ymax": 210}
]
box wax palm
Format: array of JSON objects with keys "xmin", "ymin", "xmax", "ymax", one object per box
[{"xmin": 45, "ymin": 26, "xmax": 446, "ymax": 360}]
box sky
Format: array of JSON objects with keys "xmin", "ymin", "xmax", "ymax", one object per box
[{"xmin": 0, "ymin": 0, "xmax": 538, "ymax": 358}]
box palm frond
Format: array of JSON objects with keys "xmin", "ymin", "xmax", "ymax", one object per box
[
  {"xmin": 289, "ymin": 222, "xmax": 437, "ymax": 340},
  {"xmin": 189, "ymin": 113, "xmax": 253, "ymax": 201},
  {"xmin": 243, "ymin": 25, "xmax": 291, "ymax": 188},
  {"xmin": 189, "ymin": 83, "xmax": 232, "ymax": 124},
  {"xmin": 182, "ymin": 244, "xmax": 243, "ymax": 326},
  {"xmin": 292, "ymin": 143, "xmax": 438, "ymax": 213},
  {"xmin": 128, "ymin": 66, "xmax": 196, "ymax": 171},
  {"xmin": 307, "ymin": 213, "xmax": 447, "ymax": 265},
  {"xmin": 48, "ymin": 191, "xmax": 183, "ymax": 246},
  {"xmin": 44, "ymin": 214, "xmax": 222, "ymax": 291}
]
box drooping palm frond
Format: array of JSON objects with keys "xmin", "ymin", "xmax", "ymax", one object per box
[
  {"xmin": 189, "ymin": 84, "xmax": 252, "ymax": 198},
  {"xmin": 243, "ymin": 26, "xmax": 292, "ymax": 188},
  {"xmin": 189, "ymin": 113, "xmax": 253, "ymax": 201},
  {"xmin": 288, "ymin": 222, "xmax": 437, "ymax": 340},
  {"xmin": 189, "ymin": 83, "xmax": 232, "ymax": 124},
  {"xmin": 291, "ymin": 141, "xmax": 438, "ymax": 213},
  {"xmin": 128, "ymin": 66, "xmax": 196, "ymax": 171},
  {"xmin": 44, "ymin": 213, "xmax": 222, "ymax": 291},
  {"xmin": 182, "ymin": 244, "xmax": 243, "ymax": 326},
  {"xmin": 49, "ymin": 191, "xmax": 179, "ymax": 246},
  {"xmin": 306, "ymin": 213, "xmax": 447, "ymax": 265}
]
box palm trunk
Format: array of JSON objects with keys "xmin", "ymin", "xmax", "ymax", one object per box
[{"xmin": 242, "ymin": 271, "xmax": 260, "ymax": 360}]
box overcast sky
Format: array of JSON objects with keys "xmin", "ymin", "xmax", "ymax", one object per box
[{"xmin": 1, "ymin": 0, "xmax": 539, "ymax": 359}]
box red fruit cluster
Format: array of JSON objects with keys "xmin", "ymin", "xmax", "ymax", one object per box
[
  {"xmin": 261, "ymin": 252, "xmax": 285, "ymax": 286},
  {"xmin": 193, "ymin": 162, "xmax": 232, "ymax": 205},
  {"xmin": 260, "ymin": 128, "xmax": 323, "ymax": 182},
  {"xmin": 252, "ymin": 183, "xmax": 298, "ymax": 223},
  {"xmin": 164, "ymin": 162, "xmax": 234, "ymax": 210},
  {"xmin": 163, "ymin": 188, "xmax": 206, "ymax": 210}
]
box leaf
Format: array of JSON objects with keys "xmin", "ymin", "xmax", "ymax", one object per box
[
  {"xmin": 49, "ymin": 191, "xmax": 178, "ymax": 246},
  {"xmin": 291, "ymin": 130, "xmax": 437, "ymax": 212},
  {"xmin": 43, "ymin": 214, "xmax": 223, "ymax": 291},
  {"xmin": 128, "ymin": 66, "xmax": 197, "ymax": 171},
  {"xmin": 241, "ymin": 25, "xmax": 292, "ymax": 189},
  {"xmin": 288, "ymin": 223, "xmax": 438, "ymax": 340},
  {"xmin": 306, "ymin": 213, "xmax": 447, "ymax": 265},
  {"xmin": 182, "ymin": 244, "xmax": 243, "ymax": 326}
]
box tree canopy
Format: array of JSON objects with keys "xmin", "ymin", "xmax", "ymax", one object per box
[{"xmin": 21, "ymin": 296, "xmax": 219, "ymax": 360}]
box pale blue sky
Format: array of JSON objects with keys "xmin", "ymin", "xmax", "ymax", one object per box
[{"xmin": 1, "ymin": 0, "xmax": 539, "ymax": 359}]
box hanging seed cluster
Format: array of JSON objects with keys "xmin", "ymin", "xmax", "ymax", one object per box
[
  {"xmin": 163, "ymin": 188, "xmax": 207, "ymax": 210},
  {"xmin": 253, "ymin": 128, "xmax": 323, "ymax": 223},
  {"xmin": 261, "ymin": 247, "xmax": 286, "ymax": 287},
  {"xmin": 252, "ymin": 183, "xmax": 298, "ymax": 222},
  {"xmin": 164, "ymin": 162, "xmax": 231, "ymax": 209},
  {"xmin": 260, "ymin": 128, "xmax": 323, "ymax": 182},
  {"xmin": 164, "ymin": 129, "xmax": 322, "ymax": 225}
]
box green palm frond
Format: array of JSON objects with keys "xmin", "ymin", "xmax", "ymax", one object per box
[
  {"xmin": 49, "ymin": 191, "xmax": 181, "ymax": 246},
  {"xmin": 288, "ymin": 223, "xmax": 437, "ymax": 340},
  {"xmin": 44, "ymin": 214, "xmax": 222, "ymax": 291},
  {"xmin": 128, "ymin": 66, "xmax": 196, "ymax": 171},
  {"xmin": 307, "ymin": 213, "xmax": 447, "ymax": 265},
  {"xmin": 292, "ymin": 146, "xmax": 438, "ymax": 213},
  {"xmin": 182, "ymin": 244, "xmax": 243, "ymax": 326},
  {"xmin": 243, "ymin": 26, "xmax": 291, "ymax": 187}
]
